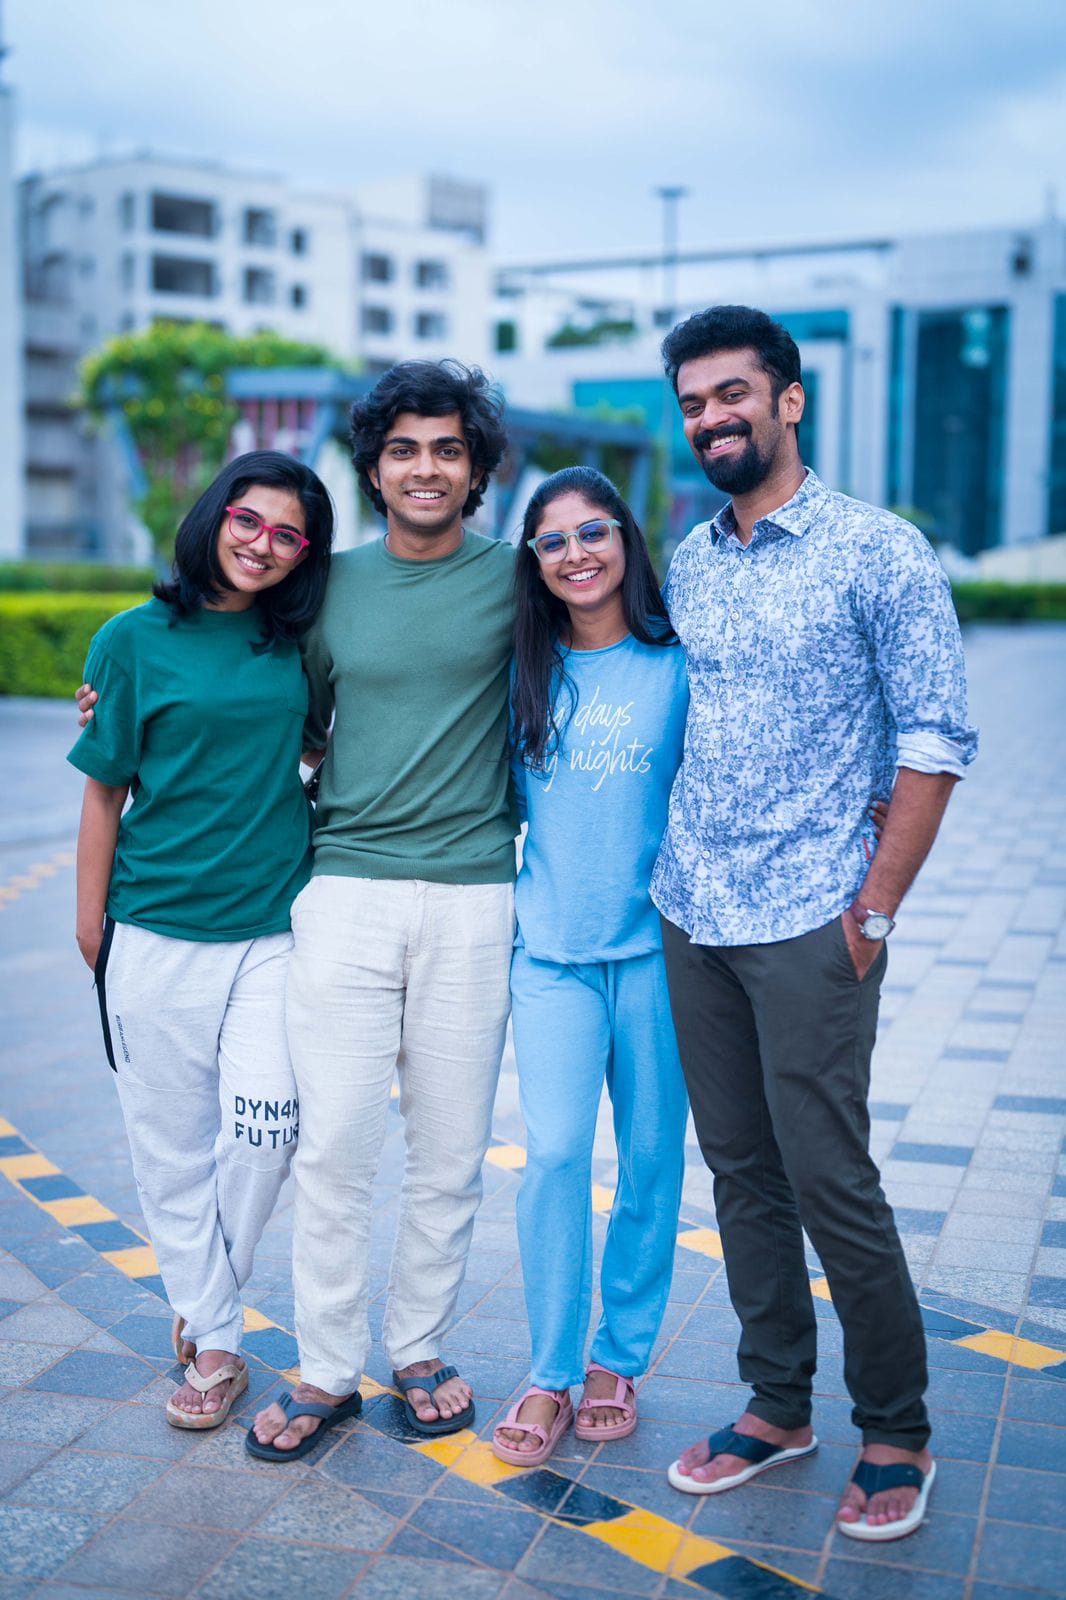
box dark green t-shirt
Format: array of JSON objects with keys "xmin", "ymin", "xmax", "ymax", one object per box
[
  {"xmin": 67, "ymin": 598, "xmax": 312, "ymax": 941},
  {"xmin": 303, "ymin": 532, "xmax": 517, "ymax": 884}
]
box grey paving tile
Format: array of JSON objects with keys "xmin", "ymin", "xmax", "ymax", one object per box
[
  {"xmin": 321, "ymin": 1427, "xmax": 447, "ymax": 1497},
  {"xmin": 0, "ymin": 1259, "xmax": 47, "ymax": 1302},
  {"xmin": 55, "ymin": 1519, "xmax": 238, "ymax": 1595},
  {"xmin": 517, "ymin": 1521, "xmax": 659, "ymax": 1595},
  {"xmin": 0, "ymin": 1338, "xmax": 69, "ymax": 1386},
  {"xmin": 995, "ymin": 1418, "xmax": 1066, "ymax": 1472},
  {"xmin": 985, "ymin": 1462, "xmax": 1066, "ymax": 1527},
  {"xmin": 119, "ymin": 1462, "xmax": 286, "ymax": 1530},
  {"xmin": 0, "ymin": 1441, "xmax": 55, "ymax": 1496},
  {"xmin": 354, "ymin": 1556, "xmax": 506, "ymax": 1600},
  {"xmin": 977, "ymin": 1518, "xmax": 1066, "ymax": 1590},
  {"xmin": 0, "ymin": 1506, "xmax": 104, "ymax": 1579},
  {"xmin": 1003, "ymin": 1372, "xmax": 1066, "ymax": 1425},
  {"xmin": 193, "ymin": 1538, "xmax": 367, "ymax": 1600},
  {"xmin": 253, "ymin": 1475, "xmax": 398, "ymax": 1549},
  {"xmin": 410, "ymin": 1498, "xmax": 546, "ymax": 1571},
  {"xmin": 691, "ymin": 1484, "xmax": 838, "ymax": 1552},
  {"xmin": 0, "ymin": 1297, "xmax": 102, "ymax": 1347},
  {"xmin": 822, "ymin": 1557, "xmax": 965, "ymax": 1598},
  {"xmin": 29, "ymin": 1350, "xmax": 158, "ymax": 1400},
  {"xmin": 74, "ymin": 1401, "xmax": 203, "ymax": 1459},
  {"xmin": 7, "ymin": 1449, "xmax": 168, "ymax": 1513},
  {"xmin": 0, "ymin": 1390, "xmax": 117, "ymax": 1447}
]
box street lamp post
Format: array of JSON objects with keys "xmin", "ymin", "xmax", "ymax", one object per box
[{"xmin": 654, "ymin": 185, "xmax": 688, "ymax": 328}]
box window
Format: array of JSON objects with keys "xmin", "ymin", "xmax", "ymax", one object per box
[
  {"xmin": 1048, "ymin": 295, "xmax": 1066, "ymax": 534},
  {"xmin": 119, "ymin": 192, "xmax": 136, "ymax": 231},
  {"xmin": 151, "ymin": 255, "xmax": 217, "ymax": 296},
  {"xmin": 290, "ymin": 283, "xmax": 308, "ymax": 309},
  {"xmin": 362, "ymin": 304, "xmax": 393, "ymax": 335},
  {"xmin": 78, "ymin": 196, "xmax": 95, "ymax": 218},
  {"xmin": 243, "ymin": 267, "xmax": 276, "ymax": 306},
  {"xmin": 78, "ymin": 257, "xmax": 96, "ymax": 279},
  {"xmin": 362, "ymin": 252, "xmax": 393, "ymax": 284},
  {"xmin": 243, "ymin": 208, "xmax": 277, "ymax": 247},
  {"xmin": 415, "ymin": 311, "xmax": 448, "ymax": 340},
  {"xmin": 120, "ymin": 253, "xmax": 136, "ymax": 292},
  {"xmin": 414, "ymin": 259, "xmax": 449, "ymax": 290},
  {"xmin": 150, "ymin": 192, "xmax": 216, "ymax": 238},
  {"xmin": 290, "ymin": 227, "xmax": 309, "ymax": 255},
  {"xmin": 495, "ymin": 320, "xmax": 518, "ymax": 353},
  {"xmin": 120, "ymin": 311, "xmax": 137, "ymax": 332}
]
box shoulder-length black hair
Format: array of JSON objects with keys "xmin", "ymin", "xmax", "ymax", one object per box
[
  {"xmin": 154, "ymin": 450, "xmax": 334, "ymax": 648},
  {"xmin": 512, "ymin": 465, "xmax": 676, "ymax": 771},
  {"xmin": 349, "ymin": 359, "xmax": 506, "ymax": 518}
]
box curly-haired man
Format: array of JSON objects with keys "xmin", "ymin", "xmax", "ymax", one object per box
[{"xmin": 250, "ymin": 360, "xmax": 518, "ymax": 1459}]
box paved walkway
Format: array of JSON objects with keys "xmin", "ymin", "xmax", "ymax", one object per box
[{"xmin": 1, "ymin": 623, "xmax": 1064, "ymax": 1600}]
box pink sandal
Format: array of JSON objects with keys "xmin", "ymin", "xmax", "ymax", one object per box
[
  {"xmin": 492, "ymin": 1385, "xmax": 573, "ymax": 1466},
  {"xmin": 575, "ymin": 1363, "xmax": 637, "ymax": 1441}
]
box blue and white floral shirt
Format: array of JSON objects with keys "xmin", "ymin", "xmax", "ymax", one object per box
[{"xmin": 651, "ymin": 470, "xmax": 978, "ymax": 947}]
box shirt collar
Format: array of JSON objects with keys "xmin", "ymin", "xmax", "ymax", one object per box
[{"xmin": 709, "ymin": 468, "xmax": 829, "ymax": 544}]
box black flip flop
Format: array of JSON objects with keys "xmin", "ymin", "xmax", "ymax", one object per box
[
  {"xmin": 391, "ymin": 1364, "xmax": 475, "ymax": 1436},
  {"xmin": 244, "ymin": 1389, "xmax": 363, "ymax": 1461}
]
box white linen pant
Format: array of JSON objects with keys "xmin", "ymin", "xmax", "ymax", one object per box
[
  {"xmin": 286, "ymin": 875, "xmax": 514, "ymax": 1394},
  {"xmin": 97, "ymin": 920, "xmax": 297, "ymax": 1354}
]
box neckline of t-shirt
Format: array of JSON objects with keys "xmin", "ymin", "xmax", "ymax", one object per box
[
  {"xmin": 153, "ymin": 597, "xmax": 260, "ymax": 625},
  {"xmin": 377, "ymin": 531, "xmax": 474, "ymax": 570},
  {"xmin": 562, "ymin": 633, "xmax": 633, "ymax": 658}
]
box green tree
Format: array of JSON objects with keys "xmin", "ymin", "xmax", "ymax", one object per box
[{"xmin": 79, "ymin": 322, "xmax": 341, "ymax": 558}]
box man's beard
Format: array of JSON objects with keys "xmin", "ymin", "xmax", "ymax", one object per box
[{"xmin": 695, "ymin": 425, "xmax": 775, "ymax": 496}]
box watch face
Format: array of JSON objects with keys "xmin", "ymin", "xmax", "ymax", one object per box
[{"xmin": 862, "ymin": 913, "xmax": 894, "ymax": 940}]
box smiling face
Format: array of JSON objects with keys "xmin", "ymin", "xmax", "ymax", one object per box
[
  {"xmin": 677, "ymin": 348, "xmax": 804, "ymax": 496},
  {"xmin": 212, "ymin": 484, "xmax": 308, "ymax": 610},
  {"xmin": 533, "ymin": 491, "xmax": 627, "ymax": 633},
  {"xmin": 368, "ymin": 410, "xmax": 481, "ymax": 549}
]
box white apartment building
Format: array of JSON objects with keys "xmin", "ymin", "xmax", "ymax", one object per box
[
  {"xmin": 18, "ymin": 155, "xmax": 491, "ymax": 558},
  {"xmin": 492, "ymin": 218, "xmax": 1066, "ymax": 555}
]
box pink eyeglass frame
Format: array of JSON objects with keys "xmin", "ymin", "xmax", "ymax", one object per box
[{"xmin": 225, "ymin": 505, "xmax": 311, "ymax": 560}]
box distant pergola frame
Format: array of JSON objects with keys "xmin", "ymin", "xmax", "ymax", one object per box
[{"xmin": 222, "ymin": 367, "xmax": 656, "ymax": 538}]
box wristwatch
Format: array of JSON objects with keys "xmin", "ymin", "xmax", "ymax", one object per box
[{"xmin": 850, "ymin": 903, "xmax": 896, "ymax": 941}]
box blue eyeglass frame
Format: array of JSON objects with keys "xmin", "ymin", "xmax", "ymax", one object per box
[{"xmin": 527, "ymin": 518, "xmax": 620, "ymax": 563}]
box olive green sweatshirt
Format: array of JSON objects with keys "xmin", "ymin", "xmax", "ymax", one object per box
[{"xmin": 302, "ymin": 532, "xmax": 518, "ymax": 884}]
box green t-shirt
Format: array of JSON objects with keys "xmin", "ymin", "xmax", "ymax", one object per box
[
  {"xmin": 68, "ymin": 598, "xmax": 313, "ymax": 941},
  {"xmin": 303, "ymin": 532, "xmax": 517, "ymax": 884}
]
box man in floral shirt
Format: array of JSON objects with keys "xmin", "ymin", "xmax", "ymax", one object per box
[{"xmin": 654, "ymin": 305, "xmax": 977, "ymax": 1543}]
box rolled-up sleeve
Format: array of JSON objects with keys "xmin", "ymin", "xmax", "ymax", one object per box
[
  {"xmin": 66, "ymin": 641, "xmax": 141, "ymax": 786},
  {"xmin": 859, "ymin": 527, "xmax": 979, "ymax": 779},
  {"xmin": 299, "ymin": 618, "xmax": 334, "ymax": 751}
]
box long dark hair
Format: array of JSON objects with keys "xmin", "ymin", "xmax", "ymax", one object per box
[
  {"xmin": 512, "ymin": 466, "xmax": 675, "ymax": 771},
  {"xmin": 154, "ymin": 450, "xmax": 334, "ymax": 648},
  {"xmin": 349, "ymin": 359, "xmax": 506, "ymax": 517}
]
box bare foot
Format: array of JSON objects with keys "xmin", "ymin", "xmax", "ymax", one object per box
[
  {"xmin": 395, "ymin": 1360, "xmax": 471, "ymax": 1425},
  {"xmin": 250, "ymin": 1383, "xmax": 354, "ymax": 1451},
  {"xmin": 168, "ymin": 1349, "xmax": 244, "ymax": 1418},
  {"xmin": 837, "ymin": 1444, "xmax": 934, "ymax": 1530},
  {"xmin": 578, "ymin": 1367, "xmax": 632, "ymax": 1432},
  {"xmin": 672, "ymin": 1410, "xmax": 814, "ymax": 1486},
  {"xmin": 496, "ymin": 1389, "xmax": 567, "ymax": 1453}
]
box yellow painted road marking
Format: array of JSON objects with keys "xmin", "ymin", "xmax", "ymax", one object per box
[
  {"xmin": 243, "ymin": 1306, "xmax": 275, "ymax": 1333},
  {"xmin": 486, "ymin": 1143, "xmax": 527, "ymax": 1170},
  {"xmin": 0, "ymin": 850, "xmax": 75, "ymax": 911},
  {"xmin": 957, "ymin": 1329, "xmax": 1066, "ymax": 1371},
  {"xmin": 0, "ymin": 1153, "xmax": 60, "ymax": 1180},
  {"xmin": 677, "ymin": 1226, "xmax": 724, "ymax": 1260},
  {"xmin": 41, "ymin": 1195, "xmax": 116, "ymax": 1227},
  {"xmin": 102, "ymin": 1244, "xmax": 158, "ymax": 1277}
]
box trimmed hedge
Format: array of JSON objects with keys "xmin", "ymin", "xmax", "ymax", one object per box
[
  {"xmin": 951, "ymin": 582, "xmax": 1066, "ymax": 622},
  {"xmin": 0, "ymin": 561, "xmax": 156, "ymax": 593},
  {"xmin": 0, "ymin": 593, "xmax": 150, "ymax": 699}
]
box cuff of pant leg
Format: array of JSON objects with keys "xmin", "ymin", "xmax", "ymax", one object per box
[
  {"xmin": 297, "ymin": 1362, "xmax": 364, "ymax": 1397},
  {"xmin": 747, "ymin": 1396, "xmax": 813, "ymax": 1431},
  {"xmin": 189, "ymin": 1320, "xmax": 244, "ymax": 1358},
  {"xmin": 386, "ymin": 1340, "xmax": 451, "ymax": 1374},
  {"xmin": 861, "ymin": 1427, "xmax": 932, "ymax": 1452}
]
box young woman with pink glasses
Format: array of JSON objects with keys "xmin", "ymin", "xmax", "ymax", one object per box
[{"xmin": 69, "ymin": 451, "xmax": 333, "ymax": 1432}]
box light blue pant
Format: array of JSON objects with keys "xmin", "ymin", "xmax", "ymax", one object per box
[{"xmin": 510, "ymin": 945, "xmax": 689, "ymax": 1390}]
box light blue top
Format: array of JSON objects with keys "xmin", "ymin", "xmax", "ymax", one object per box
[
  {"xmin": 652, "ymin": 469, "xmax": 979, "ymax": 947},
  {"xmin": 513, "ymin": 634, "xmax": 689, "ymax": 963}
]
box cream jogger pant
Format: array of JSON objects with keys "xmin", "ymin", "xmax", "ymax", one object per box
[
  {"xmin": 286, "ymin": 875, "xmax": 514, "ymax": 1395},
  {"xmin": 98, "ymin": 920, "xmax": 297, "ymax": 1355}
]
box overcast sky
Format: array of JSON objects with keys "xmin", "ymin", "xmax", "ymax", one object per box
[{"xmin": 6, "ymin": 0, "xmax": 1066, "ymax": 262}]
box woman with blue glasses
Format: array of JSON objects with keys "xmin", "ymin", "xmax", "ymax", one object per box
[{"xmin": 492, "ymin": 466, "xmax": 690, "ymax": 1466}]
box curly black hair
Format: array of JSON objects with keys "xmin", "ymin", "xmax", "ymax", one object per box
[
  {"xmin": 349, "ymin": 359, "xmax": 507, "ymax": 517},
  {"xmin": 661, "ymin": 305, "xmax": 801, "ymax": 399}
]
